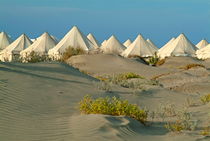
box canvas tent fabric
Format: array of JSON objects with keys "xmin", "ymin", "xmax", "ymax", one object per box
[
  {"xmin": 48, "ymin": 26, "xmax": 96, "ymax": 60},
  {"xmin": 101, "ymin": 40, "xmax": 107, "ymax": 47},
  {"xmin": 196, "ymin": 44, "xmax": 210, "ymax": 59},
  {"xmin": 0, "ymin": 32, "xmax": 12, "ymax": 51},
  {"xmin": 20, "ymin": 32, "xmax": 56, "ymax": 59},
  {"xmin": 157, "ymin": 34, "xmax": 197, "ymax": 58},
  {"xmin": 157, "ymin": 37, "xmax": 176, "ymax": 58},
  {"xmin": 196, "ymin": 39, "xmax": 208, "ymax": 49},
  {"xmin": 0, "ymin": 34, "xmax": 32, "ymax": 62},
  {"xmin": 123, "ymin": 39, "xmax": 132, "ymax": 48},
  {"xmin": 101, "ymin": 35, "xmax": 126, "ymax": 54},
  {"xmin": 121, "ymin": 34, "xmax": 157, "ymax": 58},
  {"xmin": 146, "ymin": 39, "xmax": 158, "ymax": 50},
  {"xmin": 87, "ymin": 33, "xmax": 101, "ymax": 48}
]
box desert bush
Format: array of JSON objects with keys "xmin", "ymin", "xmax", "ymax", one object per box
[
  {"xmin": 96, "ymin": 73, "xmax": 143, "ymax": 84},
  {"xmin": 116, "ymin": 72, "xmax": 144, "ymax": 80},
  {"xmin": 95, "ymin": 73, "xmax": 161, "ymax": 90},
  {"xmin": 147, "ymin": 53, "xmax": 159, "ymax": 66},
  {"xmin": 96, "ymin": 81, "xmax": 112, "ymax": 92},
  {"xmin": 144, "ymin": 53, "xmax": 166, "ymax": 66},
  {"xmin": 200, "ymin": 94, "xmax": 210, "ymax": 104},
  {"xmin": 165, "ymin": 111, "xmax": 197, "ymax": 132},
  {"xmin": 79, "ymin": 95, "xmax": 148, "ymax": 124},
  {"xmin": 179, "ymin": 64, "xmax": 205, "ymax": 70},
  {"xmin": 200, "ymin": 127, "xmax": 210, "ymax": 136},
  {"xmin": 20, "ymin": 51, "xmax": 50, "ymax": 63},
  {"xmin": 119, "ymin": 80, "xmax": 144, "ymax": 89},
  {"xmin": 156, "ymin": 103, "xmax": 177, "ymax": 121},
  {"xmin": 164, "ymin": 121, "xmax": 185, "ymax": 132},
  {"xmin": 61, "ymin": 46, "xmax": 86, "ymax": 61},
  {"xmin": 184, "ymin": 97, "xmax": 198, "ymax": 107},
  {"xmin": 106, "ymin": 73, "xmax": 144, "ymax": 84}
]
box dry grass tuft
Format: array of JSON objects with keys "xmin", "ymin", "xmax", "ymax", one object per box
[{"xmin": 179, "ymin": 64, "xmax": 205, "ymax": 70}]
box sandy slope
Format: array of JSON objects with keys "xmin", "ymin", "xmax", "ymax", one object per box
[
  {"xmin": 0, "ymin": 57, "xmax": 210, "ymax": 141},
  {"xmin": 0, "ymin": 62, "xmax": 103, "ymax": 141},
  {"xmin": 159, "ymin": 57, "xmax": 203, "ymax": 69},
  {"xmin": 67, "ymin": 54, "xmax": 174, "ymax": 79}
]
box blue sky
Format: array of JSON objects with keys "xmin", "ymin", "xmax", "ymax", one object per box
[{"xmin": 0, "ymin": 0, "xmax": 209, "ymax": 47}]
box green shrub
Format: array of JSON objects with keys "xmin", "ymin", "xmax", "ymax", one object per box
[
  {"xmin": 143, "ymin": 53, "xmax": 166, "ymax": 66},
  {"xmin": 200, "ymin": 127, "xmax": 210, "ymax": 136},
  {"xmin": 200, "ymin": 94, "xmax": 210, "ymax": 104},
  {"xmin": 79, "ymin": 95, "xmax": 148, "ymax": 125},
  {"xmin": 164, "ymin": 120, "xmax": 185, "ymax": 132},
  {"xmin": 147, "ymin": 53, "xmax": 159, "ymax": 66},
  {"xmin": 179, "ymin": 64, "xmax": 205, "ymax": 70},
  {"xmin": 61, "ymin": 46, "xmax": 86, "ymax": 61},
  {"xmin": 117, "ymin": 72, "xmax": 144, "ymax": 80}
]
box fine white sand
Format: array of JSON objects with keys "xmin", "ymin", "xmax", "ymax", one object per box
[{"xmin": 0, "ymin": 56, "xmax": 210, "ymax": 141}]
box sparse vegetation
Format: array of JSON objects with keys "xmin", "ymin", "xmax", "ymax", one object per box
[
  {"xmin": 179, "ymin": 64, "xmax": 205, "ymax": 70},
  {"xmin": 200, "ymin": 94, "xmax": 210, "ymax": 104},
  {"xmin": 115, "ymin": 72, "xmax": 144, "ymax": 80},
  {"xmin": 185, "ymin": 97, "xmax": 197, "ymax": 107},
  {"xmin": 20, "ymin": 51, "xmax": 49, "ymax": 63},
  {"xmin": 79, "ymin": 95, "xmax": 148, "ymax": 124},
  {"xmin": 95, "ymin": 73, "xmax": 145, "ymax": 88},
  {"xmin": 145, "ymin": 53, "xmax": 166, "ymax": 66},
  {"xmin": 164, "ymin": 111, "xmax": 197, "ymax": 132},
  {"xmin": 156, "ymin": 103, "xmax": 177, "ymax": 121},
  {"xmin": 200, "ymin": 127, "xmax": 210, "ymax": 136},
  {"xmin": 165, "ymin": 121, "xmax": 185, "ymax": 132},
  {"xmin": 147, "ymin": 53, "xmax": 159, "ymax": 66},
  {"xmin": 95, "ymin": 72, "xmax": 160, "ymax": 91},
  {"xmin": 96, "ymin": 81, "xmax": 112, "ymax": 92},
  {"xmin": 61, "ymin": 46, "xmax": 86, "ymax": 61}
]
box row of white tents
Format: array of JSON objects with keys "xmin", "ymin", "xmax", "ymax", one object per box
[{"xmin": 0, "ymin": 26, "xmax": 209, "ymax": 62}]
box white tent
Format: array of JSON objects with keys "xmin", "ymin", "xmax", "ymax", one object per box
[
  {"xmin": 196, "ymin": 39, "xmax": 208, "ymax": 49},
  {"xmin": 196, "ymin": 44, "xmax": 210, "ymax": 59},
  {"xmin": 101, "ymin": 40, "xmax": 107, "ymax": 47},
  {"xmin": 123, "ymin": 39, "xmax": 132, "ymax": 48},
  {"xmin": 87, "ymin": 33, "xmax": 101, "ymax": 48},
  {"xmin": 0, "ymin": 34, "xmax": 32, "ymax": 62},
  {"xmin": 121, "ymin": 34, "xmax": 157, "ymax": 58},
  {"xmin": 101, "ymin": 35, "xmax": 126, "ymax": 54},
  {"xmin": 147, "ymin": 39, "xmax": 158, "ymax": 50},
  {"xmin": 157, "ymin": 33, "xmax": 197, "ymax": 58},
  {"xmin": 157, "ymin": 37, "xmax": 176, "ymax": 58},
  {"xmin": 20, "ymin": 32, "xmax": 56, "ymax": 58},
  {"xmin": 0, "ymin": 32, "xmax": 12, "ymax": 50},
  {"xmin": 48, "ymin": 26, "xmax": 96, "ymax": 60}
]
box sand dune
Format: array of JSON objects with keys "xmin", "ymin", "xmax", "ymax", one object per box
[
  {"xmin": 159, "ymin": 56, "xmax": 203, "ymax": 69},
  {"xmin": 0, "ymin": 62, "xmax": 102, "ymax": 141},
  {"xmin": 0, "ymin": 57, "xmax": 210, "ymax": 141},
  {"xmin": 67, "ymin": 54, "xmax": 174, "ymax": 79}
]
